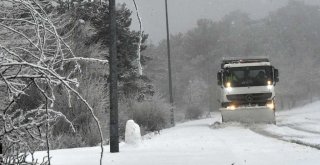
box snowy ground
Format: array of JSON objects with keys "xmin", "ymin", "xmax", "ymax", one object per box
[
  {"xmin": 253, "ymin": 102, "xmax": 320, "ymax": 149},
  {"xmin": 32, "ymin": 102, "xmax": 320, "ymax": 165}
]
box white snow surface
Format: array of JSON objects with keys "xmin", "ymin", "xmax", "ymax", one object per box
[
  {"xmin": 259, "ymin": 101, "xmax": 320, "ymax": 148},
  {"xmin": 125, "ymin": 120, "xmax": 141, "ymax": 145},
  {"xmin": 32, "ymin": 102, "xmax": 320, "ymax": 165}
]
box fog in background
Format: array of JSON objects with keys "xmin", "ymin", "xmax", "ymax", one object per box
[
  {"xmin": 120, "ymin": 0, "xmax": 320, "ymax": 43},
  {"xmin": 132, "ymin": 0, "xmax": 320, "ymax": 113}
]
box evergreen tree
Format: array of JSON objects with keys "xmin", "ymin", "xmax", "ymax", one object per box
[{"xmin": 56, "ymin": 1, "xmax": 153, "ymax": 99}]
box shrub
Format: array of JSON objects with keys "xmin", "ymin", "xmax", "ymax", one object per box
[
  {"xmin": 50, "ymin": 134, "xmax": 86, "ymax": 150},
  {"xmin": 130, "ymin": 95, "xmax": 171, "ymax": 133},
  {"xmin": 52, "ymin": 75, "xmax": 108, "ymax": 147},
  {"xmin": 185, "ymin": 106, "xmax": 204, "ymax": 120},
  {"xmin": 119, "ymin": 102, "xmax": 131, "ymax": 140}
]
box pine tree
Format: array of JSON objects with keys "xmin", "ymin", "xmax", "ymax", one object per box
[{"xmin": 56, "ymin": 0, "xmax": 154, "ymax": 99}]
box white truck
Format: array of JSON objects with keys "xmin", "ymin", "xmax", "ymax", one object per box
[{"xmin": 217, "ymin": 57, "xmax": 279, "ymax": 123}]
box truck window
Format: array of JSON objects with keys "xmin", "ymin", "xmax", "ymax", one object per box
[{"xmin": 223, "ymin": 66, "xmax": 272, "ymax": 87}]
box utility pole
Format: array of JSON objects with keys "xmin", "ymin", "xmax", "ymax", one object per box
[
  {"xmin": 0, "ymin": 140, "xmax": 2, "ymax": 163},
  {"xmin": 165, "ymin": 0, "xmax": 175, "ymax": 126},
  {"xmin": 109, "ymin": 0, "xmax": 119, "ymax": 153}
]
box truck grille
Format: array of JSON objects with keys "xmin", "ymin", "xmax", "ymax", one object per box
[{"xmin": 226, "ymin": 93, "xmax": 272, "ymax": 103}]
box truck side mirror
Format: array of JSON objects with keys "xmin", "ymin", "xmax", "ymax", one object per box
[
  {"xmin": 274, "ymin": 69, "xmax": 279, "ymax": 82},
  {"xmin": 217, "ymin": 72, "xmax": 222, "ymax": 85}
]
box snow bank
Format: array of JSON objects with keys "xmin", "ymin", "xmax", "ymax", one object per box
[
  {"xmin": 30, "ymin": 117, "xmax": 320, "ymax": 165},
  {"xmin": 125, "ymin": 120, "xmax": 141, "ymax": 145}
]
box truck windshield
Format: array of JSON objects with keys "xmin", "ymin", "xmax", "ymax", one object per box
[{"xmin": 223, "ymin": 66, "xmax": 272, "ymax": 87}]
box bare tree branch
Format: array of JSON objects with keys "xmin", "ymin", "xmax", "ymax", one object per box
[{"xmin": 132, "ymin": 0, "xmax": 143, "ymax": 76}]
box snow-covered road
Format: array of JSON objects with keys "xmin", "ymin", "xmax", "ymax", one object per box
[
  {"xmin": 33, "ymin": 102, "xmax": 320, "ymax": 165},
  {"xmin": 252, "ymin": 102, "xmax": 320, "ymax": 150}
]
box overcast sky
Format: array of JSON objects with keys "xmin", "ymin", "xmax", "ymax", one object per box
[{"xmin": 118, "ymin": 0, "xmax": 320, "ymax": 44}]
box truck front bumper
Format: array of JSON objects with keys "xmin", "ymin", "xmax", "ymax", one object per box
[{"xmin": 220, "ymin": 106, "xmax": 275, "ymax": 124}]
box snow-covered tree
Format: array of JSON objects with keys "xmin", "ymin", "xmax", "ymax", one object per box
[{"xmin": 0, "ymin": 0, "xmax": 106, "ymax": 164}]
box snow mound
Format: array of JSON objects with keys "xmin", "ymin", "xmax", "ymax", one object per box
[
  {"xmin": 209, "ymin": 121, "xmax": 247, "ymax": 129},
  {"xmin": 125, "ymin": 120, "xmax": 141, "ymax": 145}
]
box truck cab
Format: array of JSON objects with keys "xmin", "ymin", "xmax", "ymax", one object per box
[{"xmin": 217, "ymin": 57, "xmax": 279, "ymax": 123}]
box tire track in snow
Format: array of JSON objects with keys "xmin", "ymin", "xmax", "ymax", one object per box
[
  {"xmin": 211, "ymin": 110, "xmax": 320, "ymax": 150},
  {"xmin": 277, "ymin": 123, "xmax": 320, "ymax": 135},
  {"xmin": 249, "ymin": 126, "xmax": 320, "ymax": 150}
]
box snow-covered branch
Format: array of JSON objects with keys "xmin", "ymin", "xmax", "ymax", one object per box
[{"xmin": 63, "ymin": 57, "xmax": 108, "ymax": 64}]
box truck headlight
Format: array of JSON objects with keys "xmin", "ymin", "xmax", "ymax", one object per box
[
  {"xmin": 226, "ymin": 82, "xmax": 232, "ymax": 92},
  {"xmin": 226, "ymin": 82, "xmax": 231, "ymax": 88},
  {"xmin": 267, "ymin": 80, "xmax": 272, "ymax": 85},
  {"xmin": 267, "ymin": 80, "xmax": 273, "ymax": 89},
  {"xmin": 227, "ymin": 105, "xmax": 236, "ymax": 110},
  {"xmin": 267, "ymin": 101, "xmax": 274, "ymax": 110}
]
